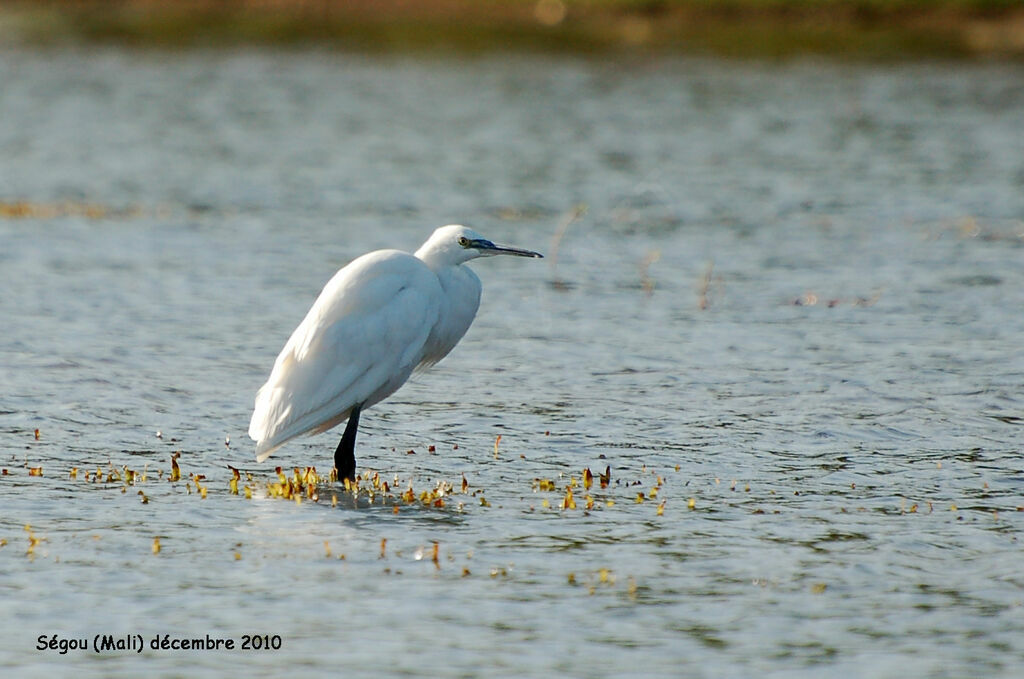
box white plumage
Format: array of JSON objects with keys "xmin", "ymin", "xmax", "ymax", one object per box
[{"xmin": 248, "ymin": 225, "xmax": 541, "ymax": 469}]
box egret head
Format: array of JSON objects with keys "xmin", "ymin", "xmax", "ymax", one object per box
[{"xmin": 416, "ymin": 225, "xmax": 543, "ymax": 268}]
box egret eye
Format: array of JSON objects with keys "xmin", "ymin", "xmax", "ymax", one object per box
[{"xmin": 458, "ymin": 236, "xmax": 470, "ymax": 247}]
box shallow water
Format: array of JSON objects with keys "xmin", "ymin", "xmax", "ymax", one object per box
[{"xmin": 2, "ymin": 48, "xmax": 1024, "ymax": 678}]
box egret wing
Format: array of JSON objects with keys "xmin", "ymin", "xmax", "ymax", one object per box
[{"xmin": 249, "ymin": 251, "xmax": 441, "ymax": 461}]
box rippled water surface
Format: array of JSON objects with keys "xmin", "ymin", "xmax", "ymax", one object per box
[{"xmin": 2, "ymin": 49, "xmax": 1024, "ymax": 678}]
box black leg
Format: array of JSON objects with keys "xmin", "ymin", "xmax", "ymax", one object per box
[{"xmin": 334, "ymin": 404, "xmax": 361, "ymax": 482}]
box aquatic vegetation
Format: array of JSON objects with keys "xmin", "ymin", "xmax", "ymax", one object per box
[
  {"xmin": 169, "ymin": 452, "xmax": 181, "ymax": 482},
  {"xmin": 4, "ymin": 433, "xmax": 1016, "ymax": 624},
  {"xmin": 0, "ymin": 200, "xmax": 141, "ymax": 219}
]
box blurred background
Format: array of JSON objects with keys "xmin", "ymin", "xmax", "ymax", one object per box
[
  {"xmin": 3, "ymin": 2, "xmax": 1024, "ymax": 678},
  {"xmin": 1, "ymin": 0, "xmax": 1023, "ymax": 57}
]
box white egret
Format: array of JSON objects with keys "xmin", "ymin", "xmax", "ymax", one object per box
[{"xmin": 248, "ymin": 225, "xmax": 542, "ymax": 481}]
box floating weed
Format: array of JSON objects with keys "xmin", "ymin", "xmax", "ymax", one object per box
[
  {"xmin": 189, "ymin": 473, "xmax": 208, "ymax": 499},
  {"xmin": 248, "ymin": 467, "xmax": 468, "ymax": 511},
  {"xmin": 25, "ymin": 524, "xmax": 43, "ymax": 557},
  {"xmin": 266, "ymin": 466, "xmax": 323, "ymax": 501},
  {"xmin": 0, "ymin": 200, "xmax": 141, "ymax": 220},
  {"xmin": 12, "ymin": 455, "xmax": 1002, "ymax": 587},
  {"xmin": 640, "ymin": 249, "xmax": 660, "ymax": 296},
  {"xmin": 572, "ymin": 568, "xmax": 638, "ymax": 598}
]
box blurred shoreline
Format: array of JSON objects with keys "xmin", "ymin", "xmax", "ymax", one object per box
[{"xmin": 1, "ymin": 0, "xmax": 1023, "ymax": 58}]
